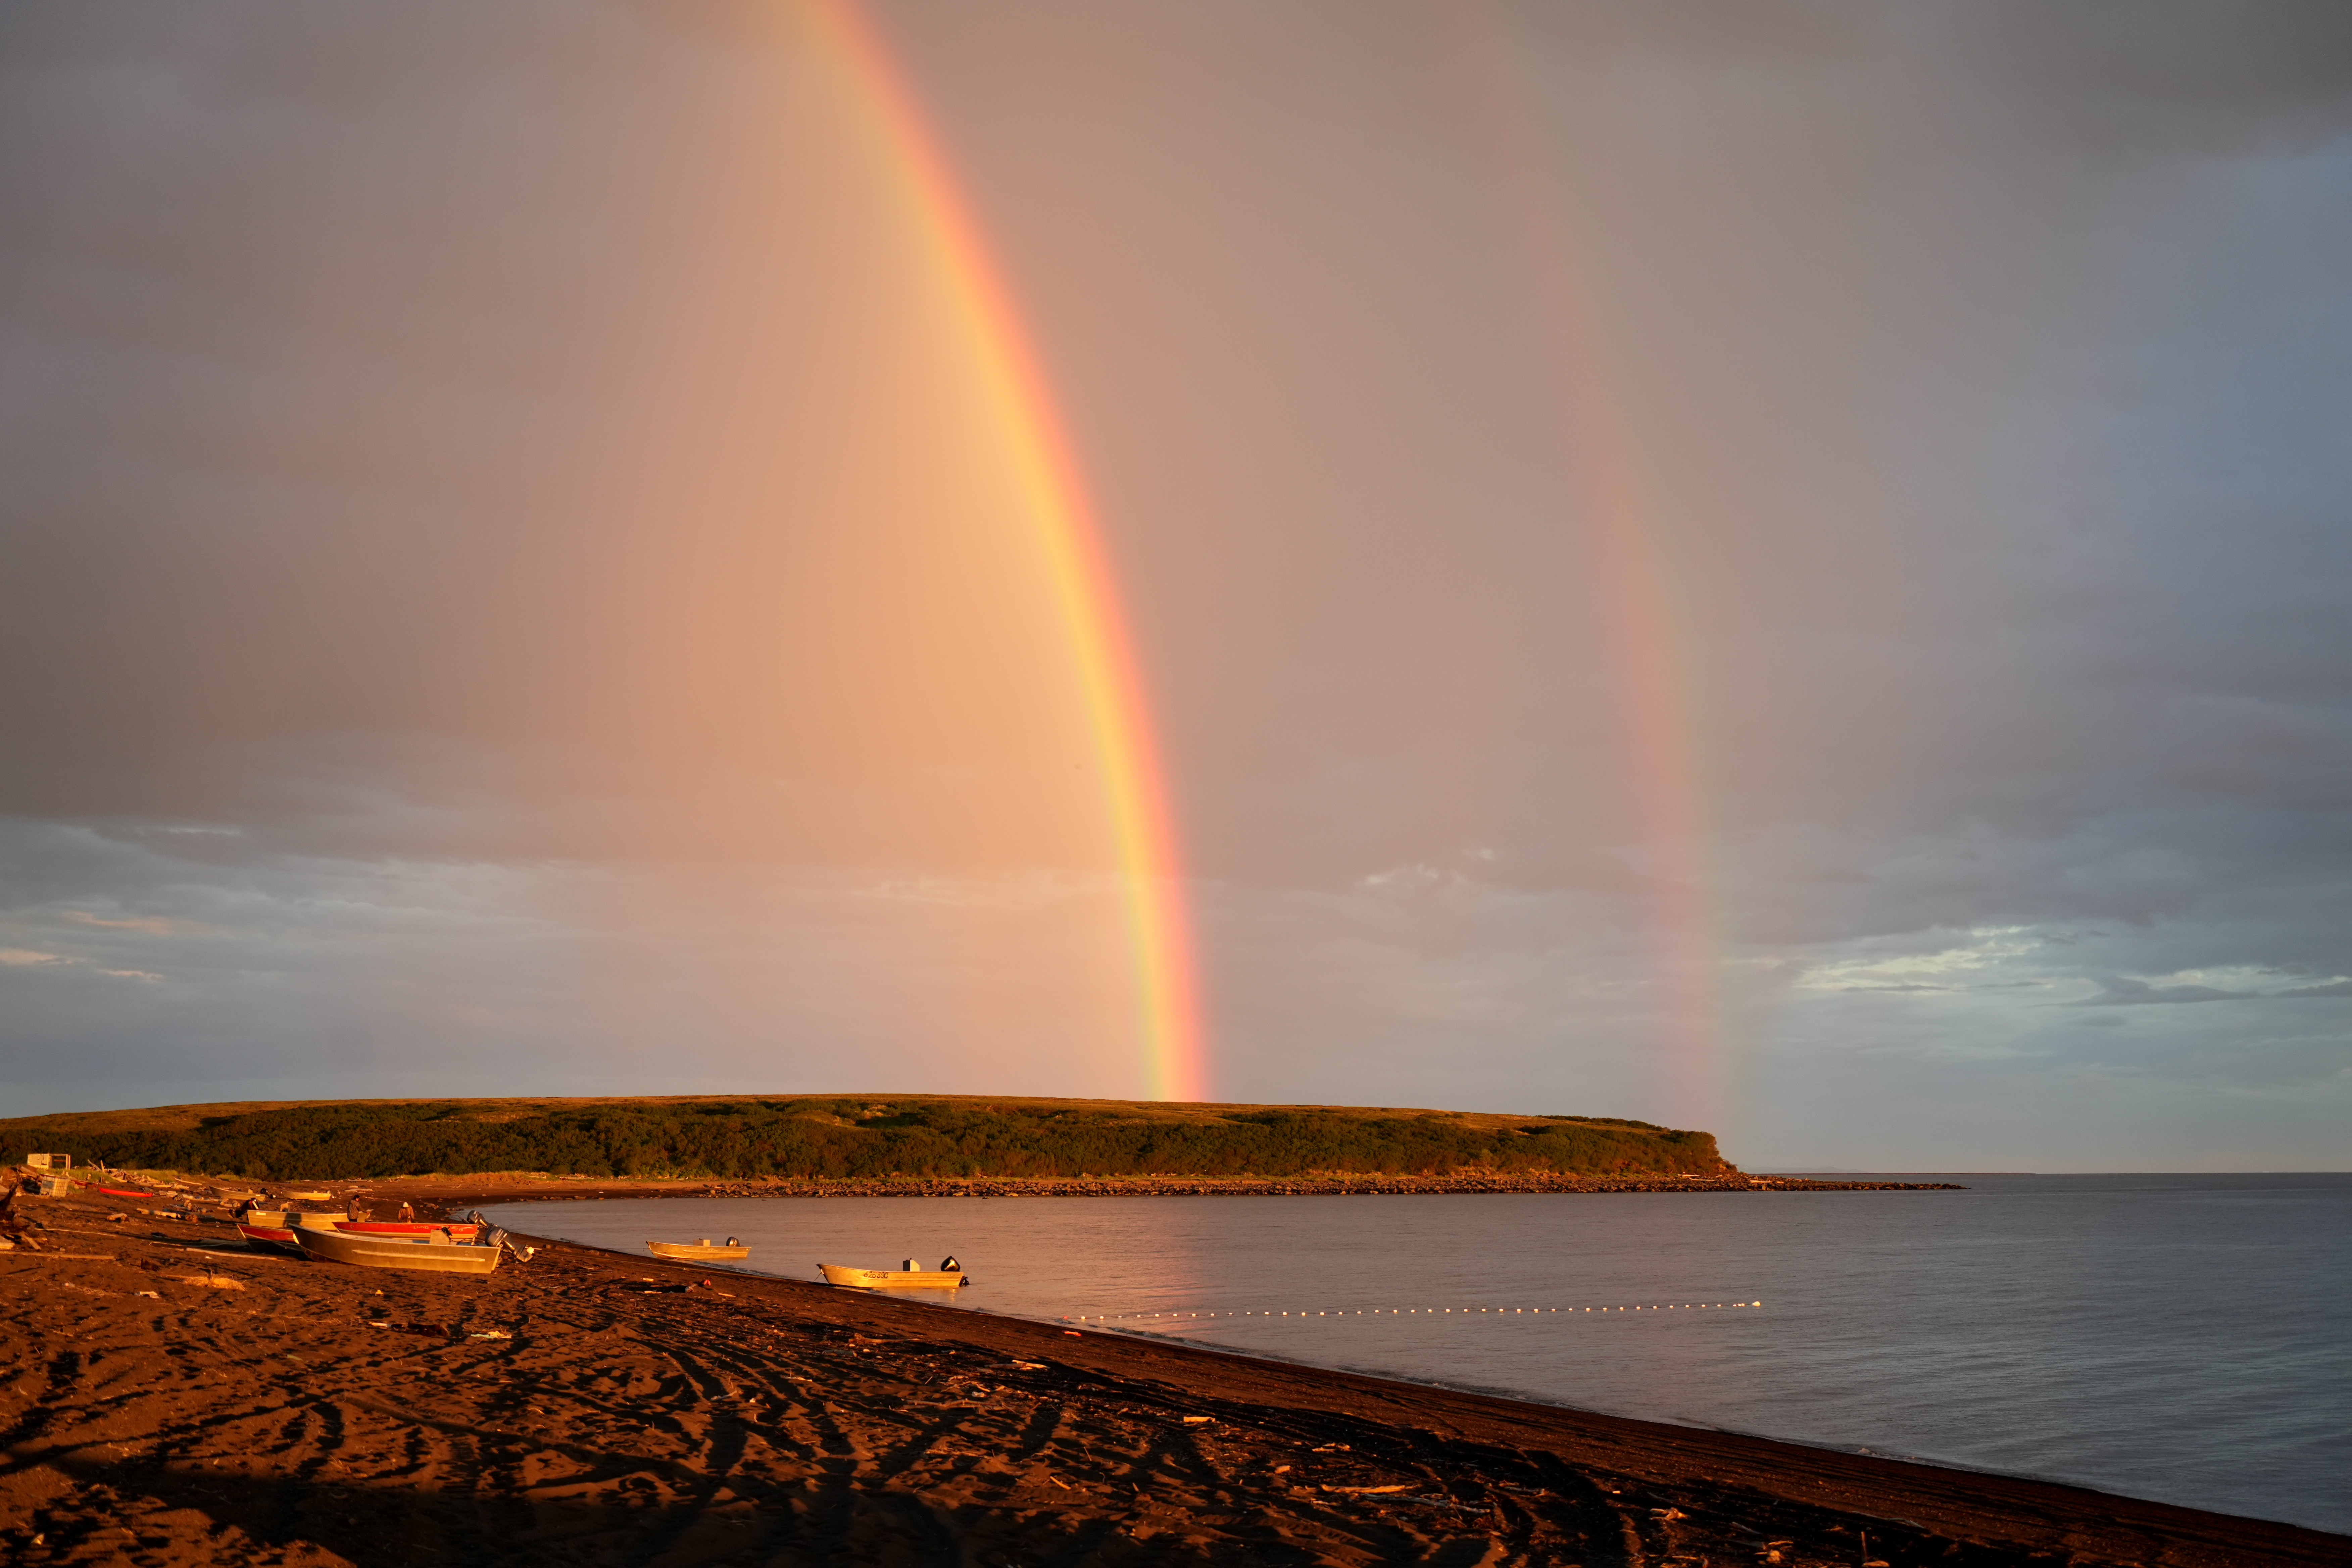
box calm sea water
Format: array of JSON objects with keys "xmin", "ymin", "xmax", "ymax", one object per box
[{"xmin": 484, "ymin": 1174, "xmax": 2352, "ymax": 1535}]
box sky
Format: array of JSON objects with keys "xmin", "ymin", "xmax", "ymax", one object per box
[{"xmin": 2, "ymin": 1, "xmax": 2348, "ymax": 1170}]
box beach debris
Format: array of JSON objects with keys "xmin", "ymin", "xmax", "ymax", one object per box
[
  {"xmin": 1322, "ymin": 1484, "xmax": 1410, "ymax": 1494},
  {"xmin": 1652, "ymin": 1506, "xmax": 1687, "ymax": 1520},
  {"xmin": 1181, "ymin": 1416, "xmax": 1213, "ymax": 1425},
  {"xmin": 136, "ymin": 1289, "xmax": 159, "ymax": 1299},
  {"xmin": 371, "ymin": 1321, "xmax": 460, "ymax": 1338},
  {"xmin": 468, "ymin": 1330, "xmax": 513, "ymax": 1340},
  {"xmin": 166, "ymin": 1273, "xmax": 245, "ymax": 1290},
  {"xmin": 1008, "ymin": 1361, "xmax": 1045, "ymax": 1371}
]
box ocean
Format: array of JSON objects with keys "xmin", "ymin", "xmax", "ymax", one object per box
[{"xmin": 482, "ymin": 1172, "xmax": 2352, "ymax": 1535}]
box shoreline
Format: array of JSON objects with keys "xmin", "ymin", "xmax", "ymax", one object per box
[
  {"xmin": 340, "ymin": 1171, "xmax": 1969, "ymax": 1209},
  {"xmin": 3, "ymin": 1179, "xmax": 2340, "ymax": 1566},
  {"xmin": 4, "ymin": 1168, "xmax": 1965, "ymax": 1216}
]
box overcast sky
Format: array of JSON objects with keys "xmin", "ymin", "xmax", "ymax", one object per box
[{"xmin": 3, "ymin": 1, "xmax": 2348, "ymax": 1169}]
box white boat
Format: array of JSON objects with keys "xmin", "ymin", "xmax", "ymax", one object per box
[
  {"xmin": 819, "ymin": 1260, "xmax": 968, "ymax": 1289},
  {"xmin": 292, "ymin": 1226, "xmax": 502, "ymax": 1276},
  {"xmin": 648, "ymin": 1238, "xmax": 750, "ymax": 1261}
]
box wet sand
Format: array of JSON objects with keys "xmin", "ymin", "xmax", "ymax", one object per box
[{"xmin": 2, "ymin": 1185, "xmax": 2342, "ymax": 1567}]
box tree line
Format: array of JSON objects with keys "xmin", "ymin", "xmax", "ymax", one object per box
[{"xmin": 4, "ymin": 1098, "xmax": 1731, "ymax": 1181}]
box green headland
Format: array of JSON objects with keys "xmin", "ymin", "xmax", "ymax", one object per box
[{"xmin": 0, "ymin": 1095, "xmax": 1734, "ymax": 1183}]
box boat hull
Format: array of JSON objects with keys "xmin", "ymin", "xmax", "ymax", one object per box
[
  {"xmin": 236, "ymin": 1223, "xmax": 305, "ymax": 1256},
  {"xmin": 293, "ymin": 1227, "xmax": 502, "ymax": 1275},
  {"xmin": 647, "ymin": 1242, "xmax": 750, "ymax": 1261},
  {"xmin": 819, "ymin": 1264, "xmax": 969, "ymax": 1289}
]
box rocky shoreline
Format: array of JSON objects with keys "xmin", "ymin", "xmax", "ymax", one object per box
[
  {"xmin": 368, "ymin": 1171, "xmax": 1966, "ymax": 1210},
  {"xmin": 688, "ymin": 1174, "xmax": 1967, "ymax": 1198},
  {"xmin": 1, "ymin": 1168, "xmax": 1968, "ymax": 1219}
]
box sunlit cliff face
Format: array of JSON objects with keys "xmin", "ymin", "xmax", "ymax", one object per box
[{"xmin": 3, "ymin": 2, "xmax": 2350, "ymax": 1168}]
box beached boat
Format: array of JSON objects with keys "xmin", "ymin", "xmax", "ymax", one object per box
[
  {"xmin": 292, "ymin": 1226, "xmax": 502, "ymax": 1276},
  {"xmin": 648, "ymin": 1239, "xmax": 750, "ymax": 1261},
  {"xmin": 819, "ymin": 1262, "xmax": 969, "ymax": 1289},
  {"xmin": 235, "ymin": 1221, "xmax": 305, "ymax": 1257}
]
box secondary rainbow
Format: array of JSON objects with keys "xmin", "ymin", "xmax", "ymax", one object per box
[
  {"xmin": 804, "ymin": 0, "xmax": 1208, "ymax": 1102},
  {"xmin": 1452, "ymin": 14, "xmax": 1735, "ymax": 1134}
]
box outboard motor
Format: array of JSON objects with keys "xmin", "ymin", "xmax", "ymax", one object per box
[{"xmin": 461, "ymin": 1209, "xmax": 534, "ymax": 1260}]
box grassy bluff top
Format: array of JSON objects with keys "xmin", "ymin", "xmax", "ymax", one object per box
[{"xmin": 0, "ymin": 1094, "xmax": 1735, "ymax": 1184}]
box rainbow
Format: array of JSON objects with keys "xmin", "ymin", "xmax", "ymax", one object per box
[
  {"xmin": 1450, "ymin": 14, "xmax": 1734, "ymax": 1134},
  {"xmin": 803, "ymin": 1, "xmax": 1208, "ymax": 1102}
]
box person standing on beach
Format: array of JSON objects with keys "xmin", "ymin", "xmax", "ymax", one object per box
[{"xmin": 0, "ymin": 1178, "xmax": 41, "ymax": 1250}]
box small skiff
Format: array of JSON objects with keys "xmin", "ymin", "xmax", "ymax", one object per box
[
  {"xmin": 235, "ymin": 1222, "xmax": 305, "ymax": 1257},
  {"xmin": 818, "ymin": 1263, "xmax": 969, "ymax": 1289},
  {"xmin": 647, "ymin": 1239, "xmax": 750, "ymax": 1261},
  {"xmin": 293, "ymin": 1226, "xmax": 502, "ymax": 1276}
]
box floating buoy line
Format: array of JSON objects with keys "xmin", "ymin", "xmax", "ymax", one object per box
[{"xmin": 1063, "ymin": 1301, "xmax": 1763, "ymax": 1325}]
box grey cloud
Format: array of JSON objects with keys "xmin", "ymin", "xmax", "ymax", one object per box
[
  {"xmin": 2071, "ymin": 978, "xmax": 2258, "ymax": 1007},
  {"xmin": 1931, "ymin": 0, "xmax": 2352, "ymax": 160},
  {"xmin": 2278, "ymin": 980, "xmax": 2352, "ymax": 999}
]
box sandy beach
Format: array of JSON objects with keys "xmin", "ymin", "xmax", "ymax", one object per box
[{"xmin": 2, "ymin": 1182, "xmax": 2341, "ymax": 1567}]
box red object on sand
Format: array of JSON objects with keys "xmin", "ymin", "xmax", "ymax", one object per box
[
  {"xmin": 336, "ymin": 1222, "xmax": 479, "ymax": 1238},
  {"xmin": 97, "ymin": 1187, "xmax": 154, "ymax": 1199},
  {"xmin": 237, "ymin": 1222, "xmax": 304, "ymax": 1255}
]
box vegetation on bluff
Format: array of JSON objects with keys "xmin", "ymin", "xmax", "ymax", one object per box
[{"xmin": 2, "ymin": 1095, "xmax": 1734, "ymax": 1183}]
